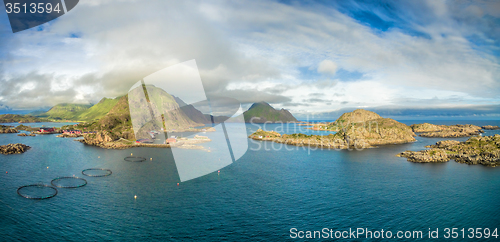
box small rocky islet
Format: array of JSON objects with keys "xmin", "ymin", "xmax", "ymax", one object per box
[
  {"xmin": 17, "ymin": 133, "xmax": 36, "ymax": 137},
  {"xmin": 410, "ymin": 123, "xmax": 484, "ymax": 138},
  {"xmin": 0, "ymin": 125, "xmax": 18, "ymax": 133},
  {"xmin": 397, "ymin": 135, "xmax": 500, "ymax": 167},
  {"xmin": 0, "ymin": 143, "xmax": 31, "ymax": 155},
  {"xmin": 482, "ymin": 125, "xmax": 500, "ymax": 130}
]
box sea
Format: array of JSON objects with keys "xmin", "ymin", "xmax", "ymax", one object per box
[{"xmin": 0, "ymin": 120, "xmax": 499, "ymax": 241}]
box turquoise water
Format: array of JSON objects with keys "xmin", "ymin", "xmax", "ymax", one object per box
[{"xmin": 0, "ymin": 120, "xmax": 499, "ymax": 241}]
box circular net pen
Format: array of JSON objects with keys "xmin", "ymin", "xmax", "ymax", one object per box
[
  {"xmin": 124, "ymin": 156, "xmax": 146, "ymax": 162},
  {"xmin": 51, "ymin": 177, "xmax": 87, "ymax": 188},
  {"xmin": 17, "ymin": 184, "xmax": 58, "ymax": 200},
  {"xmin": 82, "ymin": 168, "xmax": 112, "ymax": 177}
]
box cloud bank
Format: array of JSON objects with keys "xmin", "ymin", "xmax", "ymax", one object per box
[{"xmin": 0, "ymin": 0, "xmax": 498, "ymax": 116}]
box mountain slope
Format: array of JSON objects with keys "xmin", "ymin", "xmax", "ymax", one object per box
[
  {"xmin": 78, "ymin": 85, "xmax": 202, "ymax": 141},
  {"xmin": 243, "ymin": 102, "xmax": 298, "ymax": 123},
  {"xmin": 39, "ymin": 103, "xmax": 92, "ymax": 120},
  {"xmin": 0, "ymin": 114, "xmax": 47, "ymax": 123},
  {"xmin": 77, "ymin": 97, "xmax": 121, "ymax": 121}
]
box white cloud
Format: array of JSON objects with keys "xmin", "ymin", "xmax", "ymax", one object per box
[
  {"xmin": 0, "ymin": 0, "xmax": 498, "ymax": 113},
  {"xmin": 317, "ymin": 60, "xmax": 338, "ymax": 75}
]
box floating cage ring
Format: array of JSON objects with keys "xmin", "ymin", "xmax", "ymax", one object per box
[
  {"xmin": 124, "ymin": 156, "xmax": 146, "ymax": 162},
  {"xmin": 82, "ymin": 168, "xmax": 112, "ymax": 177},
  {"xmin": 50, "ymin": 177, "xmax": 88, "ymax": 188},
  {"xmin": 17, "ymin": 184, "xmax": 58, "ymax": 200}
]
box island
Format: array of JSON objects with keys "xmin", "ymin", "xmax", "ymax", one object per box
[
  {"xmin": 397, "ymin": 134, "xmax": 500, "ymax": 167},
  {"xmin": 410, "ymin": 123, "xmax": 483, "ymax": 137},
  {"xmin": 0, "ymin": 125, "xmax": 18, "ymax": 133},
  {"xmin": 18, "ymin": 133, "xmax": 36, "ymax": 137},
  {"xmin": 0, "ymin": 143, "xmax": 31, "ymax": 155},
  {"xmin": 482, "ymin": 125, "xmax": 500, "ymax": 130},
  {"xmin": 249, "ymin": 109, "xmax": 416, "ymax": 149}
]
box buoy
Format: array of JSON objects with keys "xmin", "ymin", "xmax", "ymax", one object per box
[
  {"xmin": 134, "ymin": 195, "xmax": 137, "ymax": 199},
  {"xmin": 177, "ymin": 183, "xmax": 179, "ymax": 186},
  {"xmin": 5, "ymin": 171, "xmax": 7, "ymax": 174}
]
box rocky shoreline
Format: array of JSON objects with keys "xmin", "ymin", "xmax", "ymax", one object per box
[
  {"xmin": 410, "ymin": 123, "xmax": 484, "ymax": 138},
  {"xmin": 56, "ymin": 133, "xmax": 82, "ymax": 138},
  {"xmin": 482, "ymin": 125, "xmax": 500, "ymax": 130},
  {"xmin": 0, "ymin": 143, "xmax": 31, "ymax": 155},
  {"xmin": 0, "ymin": 127, "xmax": 18, "ymax": 133},
  {"xmin": 78, "ymin": 131, "xmax": 212, "ymax": 150},
  {"xmin": 17, "ymin": 133, "xmax": 36, "ymax": 137},
  {"xmin": 397, "ymin": 135, "xmax": 500, "ymax": 167}
]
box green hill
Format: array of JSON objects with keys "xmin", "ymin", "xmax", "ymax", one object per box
[
  {"xmin": 77, "ymin": 97, "xmax": 121, "ymax": 121},
  {"xmin": 75, "ymin": 85, "xmax": 202, "ymax": 141},
  {"xmin": 39, "ymin": 103, "xmax": 92, "ymax": 120},
  {"xmin": 37, "ymin": 97, "xmax": 120, "ymax": 122},
  {"xmin": 0, "ymin": 114, "xmax": 47, "ymax": 123},
  {"xmin": 243, "ymin": 102, "xmax": 298, "ymax": 123}
]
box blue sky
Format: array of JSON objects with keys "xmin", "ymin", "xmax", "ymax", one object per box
[{"xmin": 0, "ymin": 0, "xmax": 499, "ymax": 117}]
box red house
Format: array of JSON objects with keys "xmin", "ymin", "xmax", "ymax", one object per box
[{"xmin": 39, "ymin": 127, "xmax": 56, "ymax": 133}]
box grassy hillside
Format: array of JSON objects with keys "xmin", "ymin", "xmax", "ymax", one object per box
[
  {"xmin": 73, "ymin": 85, "xmax": 202, "ymax": 141},
  {"xmin": 39, "ymin": 103, "xmax": 92, "ymax": 120},
  {"xmin": 77, "ymin": 97, "xmax": 121, "ymax": 121},
  {"xmin": 37, "ymin": 98, "xmax": 120, "ymax": 122}
]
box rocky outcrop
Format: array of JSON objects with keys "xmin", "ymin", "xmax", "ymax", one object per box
[
  {"xmin": 397, "ymin": 134, "xmax": 500, "ymax": 167},
  {"xmin": 410, "ymin": 123, "xmax": 483, "ymax": 137},
  {"xmin": 56, "ymin": 133, "xmax": 82, "ymax": 138},
  {"xmin": 79, "ymin": 131, "xmax": 121, "ymax": 148},
  {"xmin": 17, "ymin": 133, "xmax": 36, "ymax": 137},
  {"xmin": 0, "ymin": 143, "xmax": 31, "ymax": 155},
  {"xmin": 15, "ymin": 125, "xmax": 39, "ymax": 132},
  {"xmin": 397, "ymin": 149, "xmax": 449, "ymax": 163},
  {"xmin": 78, "ymin": 130, "xmax": 211, "ymax": 150},
  {"xmin": 482, "ymin": 125, "xmax": 500, "ymax": 130},
  {"xmin": 0, "ymin": 127, "xmax": 18, "ymax": 133},
  {"xmin": 249, "ymin": 110, "xmax": 416, "ymax": 149}
]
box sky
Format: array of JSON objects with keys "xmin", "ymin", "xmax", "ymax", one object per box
[{"xmin": 0, "ymin": 0, "xmax": 499, "ymax": 117}]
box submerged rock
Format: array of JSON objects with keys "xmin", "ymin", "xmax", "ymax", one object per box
[{"xmin": 0, "ymin": 143, "xmax": 31, "ymax": 155}]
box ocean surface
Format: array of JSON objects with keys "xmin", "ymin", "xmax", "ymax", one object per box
[{"xmin": 0, "ymin": 120, "xmax": 499, "ymax": 241}]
